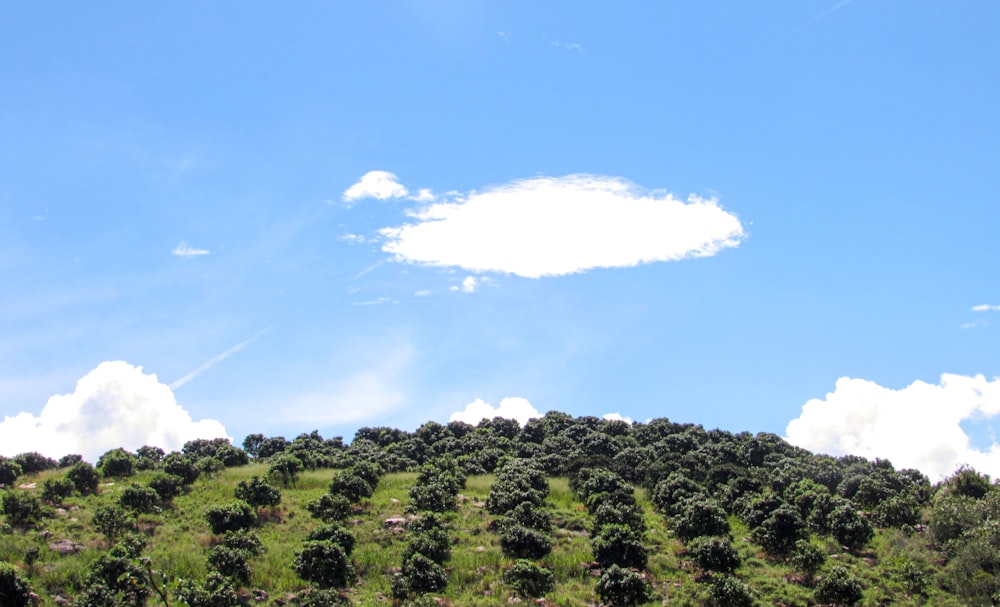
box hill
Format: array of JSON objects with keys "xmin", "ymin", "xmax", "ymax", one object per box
[{"xmin": 0, "ymin": 413, "xmax": 996, "ymax": 606}]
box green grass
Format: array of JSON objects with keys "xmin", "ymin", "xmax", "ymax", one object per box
[{"xmin": 0, "ymin": 465, "xmax": 960, "ymax": 607}]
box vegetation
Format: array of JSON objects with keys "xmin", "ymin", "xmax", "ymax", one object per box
[{"xmin": 0, "ymin": 415, "xmax": 995, "ymax": 606}]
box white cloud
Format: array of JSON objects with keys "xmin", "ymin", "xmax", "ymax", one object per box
[
  {"xmin": 962, "ymin": 319, "xmax": 990, "ymax": 330},
  {"xmin": 785, "ymin": 374, "xmax": 1000, "ymax": 480},
  {"xmin": 449, "ymin": 397, "xmax": 542, "ymax": 427},
  {"xmin": 379, "ymin": 174, "xmax": 744, "ymax": 278},
  {"xmin": 603, "ymin": 412, "xmax": 633, "ymax": 424},
  {"xmin": 171, "ymin": 242, "xmax": 210, "ymax": 257},
  {"xmin": 0, "ymin": 361, "xmax": 228, "ymax": 462},
  {"xmin": 343, "ymin": 170, "xmax": 409, "ymax": 203},
  {"xmin": 339, "ymin": 233, "xmax": 368, "ymax": 244},
  {"xmin": 414, "ymin": 289, "xmax": 432, "ymax": 297},
  {"xmin": 972, "ymin": 304, "xmax": 1000, "ymax": 312},
  {"xmin": 450, "ymin": 276, "xmax": 485, "ymax": 293}
]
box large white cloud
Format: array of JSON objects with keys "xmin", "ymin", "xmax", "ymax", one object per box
[
  {"xmin": 449, "ymin": 397, "xmax": 542, "ymax": 427},
  {"xmin": 0, "ymin": 361, "xmax": 229, "ymax": 462},
  {"xmin": 786, "ymin": 374, "xmax": 1000, "ymax": 480},
  {"xmin": 378, "ymin": 174, "xmax": 744, "ymax": 278}
]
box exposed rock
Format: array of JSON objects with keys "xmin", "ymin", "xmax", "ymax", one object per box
[
  {"xmin": 18, "ymin": 482, "xmax": 36, "ymax": 490},
  {"xmin": 384, "ymin": 517, "xmax": 408, "ymax": 528},
  {"xmin": 49, "ymin": 539, "xmax": 85, "ymax": 555}
]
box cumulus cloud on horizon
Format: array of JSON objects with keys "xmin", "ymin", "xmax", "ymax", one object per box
[
  {"xmin": 0, "ymin": 361, "xmax": 229, "ymax": 462},
  {"xmin": 786, "ymin": 373, "xmax": 1000, "ymax": 480},
  {"xmin": 374, "ymin": 174, "xmax": 744, "ymax": 278},
  {"xmin": 449, "ymin": 397, "xmax": 542, "ymax": 426}
]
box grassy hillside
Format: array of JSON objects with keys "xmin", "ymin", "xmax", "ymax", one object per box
[{"xmin": 0, "ymin": 460, "xmax": 967, "ymax": 607}]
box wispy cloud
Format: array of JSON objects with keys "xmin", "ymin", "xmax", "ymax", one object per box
[
  {"xmin": 785, "ymin": 0, "xmax": 857, "ymax": 38},
  {"xmin": 450, "ymin": 276, "xmax": 490, "ymax": 294},
  {"xmin": 171, "ymin": 241, "xmax": 211, "ymax": 257},
  {"xmin": 353, "ymin": 260, "xmax": 384, "ymax": 280},
  {"xmin": 170, "ymin": 328, "xmax": 270, "ymax": 390},
  {"xmin": 354, "ymin": 296, "xmax": 396, "ymax": 306},
  {"xmin": 962, "ymin": 319, "xmax": 990, "ymax": 330},
  {"xmin": 972, "ymin": 304, "xmax": 1000, "ymax": 312}
]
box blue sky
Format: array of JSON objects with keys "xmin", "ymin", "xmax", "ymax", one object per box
[{"xmin": 1, "ymin": 1, "xmax": 999, "ymax": 479}]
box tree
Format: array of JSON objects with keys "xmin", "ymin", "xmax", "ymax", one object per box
[
  {"xmin": 671, "ymin": 497, "xmax": 730, "ymax": 542},
  {"xmin": 242, "ymin": 433, "xmax": 265, "ymax": 458},
  {"xmin": 2, "ymin": 491, "xmax": 46, "ymax": 526},
  {"xmin": 67, "ymin": 461, "xmax": 100, "ymax": 495},
  {"xmin": 294, "ymin": 541, "xmax": 355, "ymax": 589},
  {"xmin": 688, "ymin": 536, "xmax": 741, "ymax": 574},
  {"xmin": 595, "ymin": 564, "xmax": 653, "ymax": 607},
  {"xmin": 0, "ymin": 457, "xmax": 23, "ymax": 486},
  {"xmin": 399, "ymin": 552, "xmax": 448, "ymax": 595},
  {"xmin": 57, "ymin": 453, "xmax": 83, "ymax": 468},
  {"xmin": 815, "ymin": 566, "xmax": 864, "ymax": 606},
  {"xmin": 268, "ymin": 454, "xmax": 302, "ymax": 486},
  {"xmin": 93, "ymin": 506, "xmax": 133, "ymax": 544},
  {"xmin": 163, "ymin": 454, "xmax": 200, "ymax": 485},
  {"xmin": 41, "ymin": 478, "xmax": 75, "ymax": 505},
  {"xmin": 13, "ymin": 451, "xmax": 57, "ymax": 474},
  {"xmin": 499, "ymin": 524, "xmax": 552, "ymax": 559},
  {"xmin": 205, "ymin": 501, "xmax": 258, "ymax": 534},
  {"xmin": 503, "ymin": 560, "xmax": 555, "ymax": 598},
  {"xmin": 148, "ymin": 473, "xmax": 184, "ymax": 504},
  {"xmin": 830, "ymin": 503, "xmax": 873, "ymax": 551},
  {"xmin": 235, "ymin": 476, "xmax": 282, "ymax": 508},
  {"xmin": 98, "ymin": 448, "xmax": 137, "ymax": 478},
  {"xmin": 307, "ymin": 493, "xmax": 352, "ymax": 522},
  {"xmin": 328, "ymin": 471, "xmax": 374, "ymax": 503},
  {"xmin": 591, "ymin": 524, "xmax": 648, "ymax": 570},
  {"xmin": 119, "ymin": 484, "xmax": 161, "ymax": 514},
  {"xmin": 752, "ymin": 505, "xmax": 807, "ymax": 556},
  {"xmin": 709, "ymin": 575, "xmax": 755, "ymax": 607},
  {"xmin": 0, "ymin": 561, "xmax": 34, "ymax": 607}
]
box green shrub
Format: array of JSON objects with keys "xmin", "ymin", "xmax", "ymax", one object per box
[
  {"xmin": 287, "ymin": 588, "xmax": 349, "ymax": 607},
  {"xmin": 175, "ymin": 571, "xmax": 239, "ymax": 607},
  {"xmin": 205, "ymin": 501, "xmax": 258, "ymax": 534},
  {"xmin": 268, "ymin": 454, "xmax": 303, "ymax": 486},
  {"xmin": 93, "ymin": 505, "xmax": 133, "ymax": 543},
  {"xmin": 402, "ymin": 528, "xmax": 452, "ymax": 564},
  {"xmin": 591, "ymin": 524, "xmax": 648, "ymax": 570},
  {"xmin": 400, "ymin": 552, "xmax": 448, "ymax": 595},
  {"xmin": 222, "ymin": 529, "xmax": 265, "ymax": 556},
  {"xmin": 79, "ymin": 548, "xmax": 150, "ymax": 607},
  {"xmin": 709, "ymin": 575, "xmax": 754, "ymax": 607},
  {"xmin": 671, "ymin": 497, "xmax": 730, "ymax": 542},
  {"xmin": 594, "ymin": 564, "xmax": 653, "ymax": 607},
  {"xmin": 503, "ymin": 559, "xmax": 555, "ymax": 598},
  {"xmin": 148, "ymin": 473, "xmax": 184, "ymax": 504},
  {"xmin": 751, "ymin": 505, "xmax": 806, "ymax": 556},
  {"xmin": 207, "ymin": 544, "xmax": 251, "ymax": 583},
  {"xmin": 98, "ymin": 448, "xmax": 137, "ymax": 478},
  {"xmin": 830, "ymin": 503, "xmax": 873, "ymax": 551},
  {"xmin": 328, "ymin": 471, "xmax": 374, "ymax": 503},
  {"xmin": 293, "ymin": 540, "xmax": 355, "ymax": 589},
  {"xmin": 307, "ymin": 493, "xmax": 352, "ymax": 522},
  {"xmin": 689, "ymin": 536, "xmax": 741, "ymax": 573},
  {"xmin": 119, "ymin": 483, "xmax": 162, "ymax": 514},
  {"xmin": 790, "ymin": 539, "xmax": 825, "ymax": 580},
  {"xmin": 42, "ymin": 478, "xmax": 76, "ymax": 504},
  {"xmin": 306, "ymin": 525, "xmax": 356, "ymax": 555},
  {"xmin": 499, "ymin": 524, "xmax": 552, "ymax": 559},
  {"xmin": 0, "ymin": 562, "xmax": 34, "ymax": 607},
  {"xmin": 163, "ymin": 455, "xmax": 200, "ymax": 485},
  {"xmin": 58, "ymin": 453, "xmax": 83, "ymax": 468},
  {"xmin": 67, "ymin": 461, "xmax": 100, "ymax": 495},
  {"xmin": 2, "ymin": 491, "xmax": 46, "ymax": 526},
  {"xmin": 407, "ymin": 482, "xmax": 457, "ymax": 514},
  {"xmin": 815, "ymin": 566, "xmax": 863, "ymax": 606},
  {"xmin": 0, "ymin": 457, "xmax": 22, "ymax": 486},
  {"xmin": 235, "ymin": 476, "xmax": 282, "ymax": 508},
  {"xmin": 13, "ymin": 451, "xmax": 57, "ymax": 474}
]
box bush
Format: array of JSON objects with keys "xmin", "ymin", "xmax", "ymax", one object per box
[
  {"xmin": 98, "ymin": 448, "xmax": 137, "ymax": 478},
  {"xmin": 287, "ymin": 588, "xmax": 349, "ymax": 607},
  {"xmin": 196, "ymin": 457, "xmax": 224, "ymax": 477},
  {"xmin": 235, "ymin": 476, "xmax": 282, "ymax": 508},
  {"xmin": 268, "ymin": 454, "xmax": 303, "ymax": 486},
  {"xmin": 293, "ymin": 540, "xmax": 355, "ymax": 589},
  {"xmin": 709, "ymin": 575, "xmax": 755, "ymax": 607},
  {"xmin": 2, "ymin": 491, "xmax": 46, "ymax": 525},
  {"xmin": 790, "ymin": 539, "xmax": 826, "ymax": 580},
  {"xmin": 402, "ymin": 528, "xmax": 452, "ymax": 564},
  {"xmin": 148, "ymin": 473, "xmax": 184, "ymax": 504},
  {"xmin": 671, "ymin": 497, "xmax": 730, "ymax": 542},
  {"xmin": 815, "ymin": 566, "xmax": 864, "ymax": 606},
  {"xmin": 207, "ymin": 545, "xmax": 251, "ymax": 583},
  {"xmin": 830, "ymin": 503, "xmax": 873, "ymax": 551},
  {"xmin": 751, "ymin": 505, "xmax": 806, "ymax": 556},
  {"xmin": 400, "ymin": 552, "xmax": 448, "ymax": 594},
  {"xmin": 42, "ymin": 478, "xmax": 76, "ymax": 504},
  {"xmin": 67, "ymin": 461, "xmax": 100, "ymax": 495},
  {"xmin": 307, "ymin": 493, "xmax": 352, "ymax": 522},
  {"xmin": 216, "ymin": 444, "xmax": 250, "ymax": 467},
  {"xmin": 503, "ymin": 559, "xmax": 555, "ymax": 598},
  {"xmin": 205, "ymin": 501, "xmax": 258, "ymax": 534},
  {"xmin": 407, "ymin": 481, "xmax": 457, "ymax": 514},
  {"xmin": 328, "ymin": 471, "xmax": 374, "ymax": 503},
  {"xmin": 688, "ymin": 536, "xmax": 741, "ymax": 573},
  {"xmin": 0, "ymin": 562, "xmax": 33, "ymax": 607},
  {"xmin": 0, "ymin": 457, "xmax": 23, "ymax": 486},
  {"xmin": 221, "ymin": 529, "xmax": 265, "ymax": 556},
  {"xmin": 594, "ymin": 564, "xmax": 653, "ymax": 607},
  {"xmin": 14, "ymin": 451, "xmax": 57, "ymax": 474},
  {"xmin": 503, "ymin": 501, "xmax": 552, "ymax": 533},
  {"xmin": 499, "ymin": 524, "xmax": 552, "ymax": 559},
  {"xmin": 593, "ymin": 500, "xmax": 646, "ymax": 535},
  {"xmin": 80, "ymin": 548, "xmax": 150, "ymax": 607},
  {"xmin": 306, "ymin": 525, "xmax": 356, "ymax": 556},
  {"xmin": 58, "ymin": 453, "xmax": 83, "ymax": 468},
  {"xmin": 93, "ymin": 505, "xmax": 133, "ymax": 543},
  {"xmin": 175, "ymin": 571, "xmax": 239, "ymax": 607},
  {"xmin": 120, "ymin": 484, "xmax": 161, "ymax": 514},
  {"xmin": 163, "ymin": 455, "xmax": 200, "ymax": 485},
  {"xmin": 591, "ymin": 524, "xmax": 648, "ymax": 570}
]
